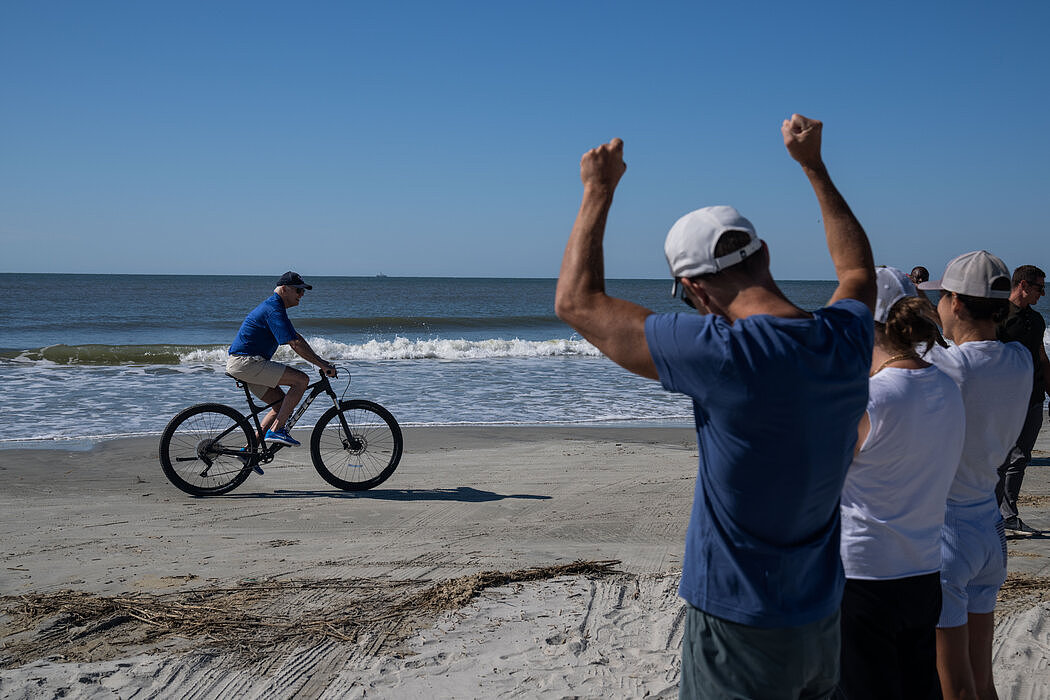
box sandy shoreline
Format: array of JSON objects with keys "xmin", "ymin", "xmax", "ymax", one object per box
[{"xmin": 2, "ymin": 425, "xmax": 1048, "ymax": 698}]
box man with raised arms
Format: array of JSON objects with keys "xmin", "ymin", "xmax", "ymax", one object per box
[{"xmin": 555, "ymin": 115, "xmax": 875, "ymax": 697}]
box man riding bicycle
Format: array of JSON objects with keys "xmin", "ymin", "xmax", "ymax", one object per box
[{"xmin": 226, "ymin": 271, "xmax": 338, "ymax": 447}]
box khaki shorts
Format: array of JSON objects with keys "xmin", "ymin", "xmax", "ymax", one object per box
[{"xmin": 226, "ymin": 355, "xmax": 288, "ymax": 399}]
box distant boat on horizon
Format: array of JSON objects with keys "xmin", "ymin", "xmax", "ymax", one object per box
[{"xmin": 376, "ymin": 273, "xmax": 387, "ymax": 278}]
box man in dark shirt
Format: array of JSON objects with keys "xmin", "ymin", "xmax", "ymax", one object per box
[{"xmin": 996, "ymin": 264, "xmax": 1050, "ymax": 534}]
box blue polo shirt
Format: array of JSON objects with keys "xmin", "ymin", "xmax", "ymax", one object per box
[
  {"xmin": 645, "ymin": 299, "xmax": 872, "ymax": 628},
  {"xmin": 229, "ymin": 293, "xmax": 298, "ymax": 359}
]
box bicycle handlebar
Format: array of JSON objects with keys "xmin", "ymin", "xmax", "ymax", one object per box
[{"xmin": 317, "ymin": 366, "xmax": 351, "ymax": 394}]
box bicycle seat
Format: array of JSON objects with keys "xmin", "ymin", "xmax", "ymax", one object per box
[{"xmin": 225, "ymin": 373, "xmax": 247, "ymax": 388}]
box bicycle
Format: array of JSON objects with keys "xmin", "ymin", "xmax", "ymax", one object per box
[{"xmin": 159, "ymin": 369, "xmax": 403, "ymax": 496}]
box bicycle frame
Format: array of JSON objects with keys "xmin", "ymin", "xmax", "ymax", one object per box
[{"xmin": 233, "ymin": 370, "xmax": 358, "ymax": 457}]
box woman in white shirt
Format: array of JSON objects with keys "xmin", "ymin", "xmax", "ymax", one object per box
[{"xmin": 838, "ymin": 266, "xmax": 965, "ymax": 699}]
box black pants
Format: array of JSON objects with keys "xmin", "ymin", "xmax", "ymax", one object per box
[
  {"xmin": 837, "ymin": 573, "xmax": 942, "ymax": 700},
  {"xmin": 996, "ymin": 399, "xmax": 1044, "ymax": 519}
]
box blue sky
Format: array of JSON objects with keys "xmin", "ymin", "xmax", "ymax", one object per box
[{"xmin": 1, "ymin": 1, "xmax": 1046, "ymax": 279}]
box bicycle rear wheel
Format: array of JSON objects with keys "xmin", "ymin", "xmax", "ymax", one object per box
[
  {"xmin": 310, "ymin": 400, "xmax": 403, "ymax": 491},
  {"xmin": 159, "ymin": 403, "xmax": 256, "ymax": 496}
]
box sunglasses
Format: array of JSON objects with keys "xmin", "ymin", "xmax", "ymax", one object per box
[{"xmin": 674, "ymin": 280, "xmax": 696, "ymax": 309}]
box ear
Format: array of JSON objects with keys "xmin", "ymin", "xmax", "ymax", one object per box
[{"xmin": 681, "ymin": 278, "xmax": 711, "ymax": 308}]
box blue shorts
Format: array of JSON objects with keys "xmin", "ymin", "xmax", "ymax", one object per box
[{"xmin": 938, "ymin": 500, "xmax": 1007, "ymax": 628}]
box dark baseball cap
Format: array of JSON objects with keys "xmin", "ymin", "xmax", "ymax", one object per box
[{"xmin": 276, "ymin": 271, "xmax": 312, "ymax": 290}]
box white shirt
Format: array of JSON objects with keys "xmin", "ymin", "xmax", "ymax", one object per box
[
  {"xmin": 841, "ymin": 365, "xmax": 965, "ymax": 579},
  {"xmin": 925, "ymin": 340, "xmax": 1032, "ymax": 506}
]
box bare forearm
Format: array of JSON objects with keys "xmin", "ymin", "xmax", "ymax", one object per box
[
  {"xmin": 555, "ymin": 139, "xmax": 656, "ymax": 380},
  {"xmin": 288, "ymin": 336, "xmax": 330, "ymax": 369},
  {"xmin": 803, "ymin": 164, "xmax": 875, "ymax": 309},
  {"xmin": 782, "ymin": 114, "xmax": 875, "ymax": 310},
  {"xmin": 556, "ymin": 186, "xmax": 614, "ymax": 320},
  {"xmin": 555, "ymin": 203, "xmax": 656, "ymax": 378},
  {"xmin": 805, "ymin": 164, "xmax": 872, "ymax": 270},
  {"xmin": 803, "ymin": 164, "xmax": 866, "ymax": 259}
]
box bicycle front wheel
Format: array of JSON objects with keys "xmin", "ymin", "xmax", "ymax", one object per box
[
  {"xmin": 159, "ymin": 403, "xmax": 256, "ymax": 496},
  {"xmin": 310, "ymin": 400, "xmax": 403, "ymax": 491}
]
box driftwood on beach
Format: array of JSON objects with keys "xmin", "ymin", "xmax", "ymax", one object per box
[{"xmin": 0, "ymin": 560, "xmax": 624, "ymax": 668}]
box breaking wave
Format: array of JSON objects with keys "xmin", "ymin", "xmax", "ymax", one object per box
[{"xmin": 2, "ymin": 337, "xmax": 602, "ymax": 366}]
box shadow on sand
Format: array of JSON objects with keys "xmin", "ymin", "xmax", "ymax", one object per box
[{"xmin": 220, "ymin": 486, "xmax": 551, "ymax": 502}]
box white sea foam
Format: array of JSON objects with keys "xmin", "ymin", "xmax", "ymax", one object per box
[
  {"xmin": 178, "ymin": 337, "xmax": 602, "ymax": 364},
  {"xmin": 1, "ymin": 346, "xmax": 695, "ymax": 441},
  {"xmin": 175, "ymin": 328, "xmax": 1048, "ymax": 366},
  {"xmin": 177, "ymin": 348, "xmax": 233, "ymax": 363}
]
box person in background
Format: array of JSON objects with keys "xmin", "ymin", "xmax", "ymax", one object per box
[
  {"xmin": 556, "ymin": 114, "xmax": 875, "ymax": 698},
  {"xmin": 911, "ymin": 266, "xmax": 930, "ymax": 285},
  {"xmin": 996, "ymin": 264, "xmax": 1050, "ymax": 535},
  {"xmin": 226, "ymin": 271, "xmax": 338, "ymax": 449},
  {"xmin": 918, "ymin": 252, "xmax": 1031, "ymax": 700},
  {"xmin": 837, "ymin": 266, "xmax": 964, "ymax": 699}
]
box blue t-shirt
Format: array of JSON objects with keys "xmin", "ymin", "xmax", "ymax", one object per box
[
  {"xmin": 229, "ymin": 293, "xmax": 298, "ymax": 359},
  {"xmin": 645, "ymin": 299, "xmax": 873, "ymax": 628}
]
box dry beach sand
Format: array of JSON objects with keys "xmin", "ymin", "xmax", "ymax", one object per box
[{"xmin": 1, "ymin": 425, "xmax": 1048, "ymax": 698}]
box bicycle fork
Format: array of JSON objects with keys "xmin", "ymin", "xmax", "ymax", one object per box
[
  {"xmin": 283, "ymin": 382, "xmax": 363, "ymax": 453},
  {"xmin": 326, "ymin": 390, "xmax": 364, "ymax": 453}
]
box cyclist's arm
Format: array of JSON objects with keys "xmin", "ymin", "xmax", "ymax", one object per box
[{"xmin": 288, "ymin": 334, "xmax": 337, "ymax": 376}]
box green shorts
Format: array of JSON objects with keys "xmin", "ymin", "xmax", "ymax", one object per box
[{"xmin": 679, "ymin": 604, "xmax": 839, "ymax": 699}]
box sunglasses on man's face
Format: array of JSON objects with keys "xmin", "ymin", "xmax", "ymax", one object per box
[{"xmin": 677, "ymin": 283, "xmax": 696, "ymax": 309}]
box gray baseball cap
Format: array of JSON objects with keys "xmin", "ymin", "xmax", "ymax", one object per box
[
  {"xmin": 918, "ymin": 251, "xmax": 1010, "ymax": 299},
  {"xmin": 875, "ymin": 266, "xmax": 918, "ymax": 323}
]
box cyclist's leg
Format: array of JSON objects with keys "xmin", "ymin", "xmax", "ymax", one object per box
[
  {"xmin": 272, "ymin": 366, "xmax": 309, "ymax": 430},
  {"xmin": 256, "ymin": 386, "xmax": 285, "ymax": 438},
  {"xmin": 228, "ymin": 356, "xmax": 289, "ymax": 436},
  {"xmin": 227, "ymin": 356, "xmax": 303, "ymax": 436}
]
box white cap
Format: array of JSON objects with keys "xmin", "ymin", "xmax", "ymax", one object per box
[
  {"xmin": 874, "ymin": 266, "xmax": 917, "ymax": 323},
  {"xmin": 918, "ymin": 250, "xmax": 1011, "ymax": 299},
  {"xmin": 664, "ymin": 206, "xmax": 763, "ymax": 294}
]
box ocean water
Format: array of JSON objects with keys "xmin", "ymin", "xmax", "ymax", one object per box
[{"xmin": 4, "ymin": 274, "xmax": 1044, "ymax": 444}]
